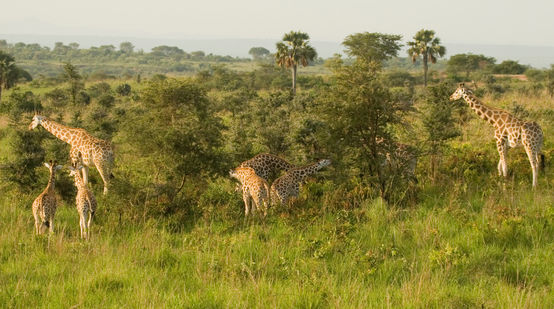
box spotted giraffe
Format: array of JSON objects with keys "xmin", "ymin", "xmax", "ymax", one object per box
[
  {"xmin": 29, "ymin": 115, "xmax": 114, "ymax": 194},
  {"xmin": 229, "ymin": 167, "xmax": 271, "ymax": 217},
  {"xmin": 450, "ymin": 83, "xmax": 544, "ymax": 187},
  {"xmin": 69, "ymin": 164, "xmax": 97, "ymax": 239},
  {"xmin": 270, "ymin": 159, "xmax": 331, "ymax": 205},
  {"xmin": 239, "ymin": 153, "xmax": 295, "ymax": 181},
  {"xmin": 32, "ymin": 161, "xmax": 63, "ymax": 235}
]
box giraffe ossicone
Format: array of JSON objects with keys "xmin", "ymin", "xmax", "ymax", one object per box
[{"xmin": 450, "ymin": 83, "xmax": 544, "ymax": 187}]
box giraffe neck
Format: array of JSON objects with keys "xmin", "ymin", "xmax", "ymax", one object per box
[
  {"xmin": 73, "ymin": 173, "xmax": 87, "ymax": 191},
  {"xmin": 45, "ymin": 171, "xmax": 56, "ymax": 192},
  {"xmin": 462, "ymin": 92, "xmax": 497, "ymax": 126},
  {"xmin": 291, "ymin": 161, "xmax": 328, "ymax": 182},
  {"xmin": 40, "ymin": 118, "xmax": 79, "ymax": 145}
]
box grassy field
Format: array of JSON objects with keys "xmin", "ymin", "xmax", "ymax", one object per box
[{"xmin": 0, "ymin": 76, "xmax": 553, "ymax": 307}]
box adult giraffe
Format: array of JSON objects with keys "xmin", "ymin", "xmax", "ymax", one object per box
[
  {"xmin": 29, "ymin": 114, "xmax": 114, "ymax": 194},
  {"xmin": 450, "ymin": 83, "xmax": 544, "ymax": 187}
]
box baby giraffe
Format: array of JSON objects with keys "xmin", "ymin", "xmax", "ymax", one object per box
[
  {"xmin": 229, "ymin": 167, "xmax": 271, "ymax": 217},
  {"xmin": 68, "ymin": 164, "xmax": 97, "ymax": 239},
  {"xmin": 32, "ymin": 160, "xmax": 63, "ymax": 235}
]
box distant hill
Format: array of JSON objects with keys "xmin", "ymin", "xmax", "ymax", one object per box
[{"xmin": 2, "ymin": 34, "xmax": 554, "ymax": 68}]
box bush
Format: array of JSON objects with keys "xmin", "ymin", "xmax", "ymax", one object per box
[{"xmin": 115, "ymin": 83, "xmax": 131, "ymax": 96}]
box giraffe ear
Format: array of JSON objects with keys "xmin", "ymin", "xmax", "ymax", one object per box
[
  {"xmin": 55, "ymin": 165, "xmax": 63, "ymax": 171},
  {"xmin": 44, "ymin": 162, "xmax": 51, "ymax": 169}
]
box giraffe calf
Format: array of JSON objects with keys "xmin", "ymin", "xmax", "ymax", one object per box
[
  {"xmin": 229, "ymin": 167, "xmax": 270, "ymax": 217},
  {"xmin": 32, "ymin": 161, "xmax": 63, "ymax": 235},
  {"xmin": 69, "ymin": 164, "xmax": 97, "ymax": 239}
]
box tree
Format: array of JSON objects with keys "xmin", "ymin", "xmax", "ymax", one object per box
[
  {"xmin": 447, "ymin": 53, "xmax": 496, "ymax": 78},
  {"xmin": 0, "ymin": 51, "xmax": 31, "ymax": 103},
  {"xmin": 119, "ymin": 42, "xmax": 135, "ymax": 54},
  {"xmin": 275, "ymin": 31, "xmax": 317, "ymax": 94},
  {"xmin": 407, "ymin": 29, "xmax": 446, "ymax": 86},
  {"xmin": 321, "ymin": 59, "xmax": 408, "ymax": 203},
  {"xmin": 248, "ymin": 47, "xmax": 270, "ymax": 60},
  {"xmin": 342, "ymin": 32, "xmax": 402, "ymax": 67},
  {"xmin": 492, "ymin": 60, "xmax": 527, "ymax": 74},
  {"xmin": 61, "ymin": 62, "xmax": 84, "ymax": 104},
  {"xmin": 421, "ymin": 83, "xmax": 461, "ymax": 181}
]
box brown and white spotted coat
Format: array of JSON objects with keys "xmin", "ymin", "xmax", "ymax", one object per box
[
  {"xmin": 69, "ymin": 165, "xmax": 97, "ymax": 239},
  {"xmin": 29, "ymin": 115, "xmax": 114, "ymax": 194},
  {"xmin": 229, "ymin": 167, "xmax": 271, "ymax": 217},
  {"xmin": 450, "ymin": 83, "xmax": 544, "ymax": 186},
  {"xmin": 239, "ymin": 153, "xmax": 295, "ymax": 181},
  {"xmin": 32, "ymin": 161, "xmax": 63, "ymax": 235},
  {"xmin": 270, "ymin": 159, "xmax": 331, "ymax": 205}
]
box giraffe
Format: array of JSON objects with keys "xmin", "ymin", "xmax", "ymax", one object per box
[
  {"xmin": 29, "ymin": 114, "xmax": 114, "ymax": 194},
  {"xmin": 270, "ymin": 159, "xmax": 331, "ymax": 205},
  {"xmin": 229, "ymin": 167, "xmax": 271, "ymax": 217},
  {"xmin": 239, "ymin": 153, "xmax": 295, "ymax": 181},
  {"xmin": 32, "ymin": 160, "xmax": 63, "ymax": 235},
  {"xmin": 450, "ymin": 83, "xmax": 544, "ymax": 187},
  {"xmin": 376, "ymin": 138, "xmax": 418, "ymax": 182},
  {"xmin": 68, "ymin": 164, "xmax": 97, "ymax": 239}
]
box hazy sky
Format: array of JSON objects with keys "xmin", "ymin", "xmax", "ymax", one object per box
[{"xmin": 3, "ymin": 0, "xmax": 554, "ymax": 46}]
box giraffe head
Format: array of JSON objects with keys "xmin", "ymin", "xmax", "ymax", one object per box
[
  {"xmin": 68, "ymin": 163, "xmax": 84, "ymax": 178},
  {"xmin": 316, "ymin": 159, "xmax": 331, "ymax": 169},
  {"xmin": 449, "ymin": 83, "xmax": 469, "ymax": 101},
  {"xmin": 44, "ymin": 160, "xmax": 63, "ymax": 174},
  {"xmin": 29, "ymin": 115, "xmax": 45, "ymax": 130}
]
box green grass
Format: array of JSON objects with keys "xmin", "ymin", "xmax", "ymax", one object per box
[{"xmin": 1, "ymin": 180, "xmax": 552, "ymax": 308}]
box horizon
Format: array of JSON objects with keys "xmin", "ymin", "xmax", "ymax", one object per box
[{"xmin": 2, "ymin": 33, "xmax": 554, "ymax": 68}]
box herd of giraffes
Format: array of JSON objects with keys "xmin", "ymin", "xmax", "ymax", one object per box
[{"xmin": 26, "ymin": 83, "xmax": 545, "ymax": 236}]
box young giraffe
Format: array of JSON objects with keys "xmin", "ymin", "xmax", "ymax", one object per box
[
  {"xmin": 229, "ymin": 167, "xmax": 271, "ymax": 217},
  {"xmin": 450, "ymin": 83, "xmax": 544, "ymax": 187},
  {"xmin": 69, "ymin": 164, "xmax": 97, "ymax": 239},
  {"xmin": 376, "ymin": 138, "xmax": 418, "ymax": 182},
  {"xmin": 32, "ymin": 161, "xmax": 63, "ymax": 235},
  {"xmin": 29, "ymin": 114, "xmax": 114, "ymax": 194},
  {"xmin": 270, "ymin": 159, "xmax": 331, "ymax": 205}
]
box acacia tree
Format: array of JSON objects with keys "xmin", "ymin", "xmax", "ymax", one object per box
[
  {"xmin": 248, "ymin": 47, "xmax": 270, "ymax": 60},
  {"xmin": 447, "ymin": 53, "xmax": 496, "ymax": 78},
  {"xmin": 342, "ymin": 32, "xmax": 402, "ymax": 67},
  {"xmin": 275, "ymin": 31, "xmax": 317, "ymax": 94},
  {"xmin": 407, "ymin": 29, "xmax": 446, "ymax": 86}
]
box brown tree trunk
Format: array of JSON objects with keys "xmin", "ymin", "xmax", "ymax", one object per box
[{"xmin": 423, "ymin": 56, "xmax": 429, "ymax": 87}]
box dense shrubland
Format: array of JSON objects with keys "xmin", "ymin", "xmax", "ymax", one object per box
[{"xmin": 0, "ymin": 39, "xmax": 552, "ymax": 307}]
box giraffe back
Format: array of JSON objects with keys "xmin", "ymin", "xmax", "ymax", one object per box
[{"xmin": 239, "ymin": 153, "xmax": 294, "ymax": 181}]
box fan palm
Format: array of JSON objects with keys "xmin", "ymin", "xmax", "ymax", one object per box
[
  {"xmin": 407, "ymin": 29, "xmax": 446, "ymax": 86},
  {"xmin": 275, "ymin": 31, "xmax": 317, "ymax": 94}
]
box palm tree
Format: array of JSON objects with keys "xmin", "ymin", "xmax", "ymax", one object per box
[
  {"xmin": 407, "ymin": 29, "xmax": 446, "ymax": 86},
  {"xmin": 275, "ymin": 31, "xmax": 317, "ymax": 94}
]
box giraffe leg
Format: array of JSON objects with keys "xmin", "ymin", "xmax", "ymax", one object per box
[
  {"xmin": 93, "ymin": 158, "xmax": 111, "ymax": 195},
  {"xmin": 242, "ymin": 193, "xmax": 250, "ymax": 217},
  {"xmin": 496, "ymin": 137, "xmax": 508, "ymax": 177},
  {"xmin": 82, "ymin": 165, "xmax": 90, "ymax": 185},
  {"xmin": 49, "ymin": 220, "xmax": 54, "ymax": 234},
  {"xmin": 524, "ymin": 145, "xmax": 538, "ymax": 187}
]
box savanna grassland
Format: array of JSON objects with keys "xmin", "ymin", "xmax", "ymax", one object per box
[{"xmin": 0, "ymin": 38, "xmax": 553, "ymax": 308}]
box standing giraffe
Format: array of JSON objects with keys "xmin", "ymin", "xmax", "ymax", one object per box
[
  {"xmin": 270, "ymin": 159, "xmax": 331, "ymax": 205},
  {"xmin": 450, "ymin": 83, "xmax": 544, "ymax": 187},
  {"xmin": 239, "ymin": 153, "xmax": 295, "ymax": 181},
  {"xmin": 29, "ymin": 115, "xmax": 114, "ymax": 194},
  {"xmin": 229, "ymin": 167, "xmax": 271, "ymax": 217},
  {"xmin": 32, "ymin": 161, "xmax": 63, "ymax": 235},
  {"xmin": 69, "ymin": 164, "xmax": 97, "ymax": 239}
]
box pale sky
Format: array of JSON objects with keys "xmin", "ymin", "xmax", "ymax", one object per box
[{"xmin": 3, "ymin": 0, "xmax": 554, "ymax": 47}]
